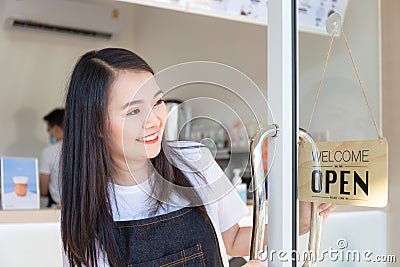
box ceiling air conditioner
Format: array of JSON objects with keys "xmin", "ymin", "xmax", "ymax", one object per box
[{"xmin": 2, "ymin": 0, "xmax": 121, "ymax": 39}]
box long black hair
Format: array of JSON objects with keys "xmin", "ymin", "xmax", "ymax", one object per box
[{"xmin": 61, "ymin": 48, "xmax": 207, "ymax": 267}]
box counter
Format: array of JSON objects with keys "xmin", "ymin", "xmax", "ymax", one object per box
[
  {"xmin": 0, "ymin": 209, "xmax": 63, "ymax": 267},
  {"xmin": 0, "ymin": 208, "xmax": 60, "ymax": 224}
]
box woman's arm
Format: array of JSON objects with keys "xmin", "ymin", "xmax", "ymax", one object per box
[
  {"xmin": 39, "ymin": 173, "xmax": 50, "ymax": 196},
  {"xmin": 222, "ymin": 223, "xmax": 263, "ymax": 257},
  {"xmin": 221, "ymin": 202, "xmax": 335, "ymax": 257}
]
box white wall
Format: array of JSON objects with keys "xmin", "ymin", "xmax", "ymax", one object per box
[
  {"xmin": 0, "ymin": 0, "xmax": 136, "ymax": 158},
  {"xmin": 130, "ymin": 4, "xmax": 267, "ymax": 86}
]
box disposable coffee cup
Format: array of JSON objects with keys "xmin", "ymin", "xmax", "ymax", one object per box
[{"xmin": 13, "ymin": 176, "xmax": 28, "ymax": 197}]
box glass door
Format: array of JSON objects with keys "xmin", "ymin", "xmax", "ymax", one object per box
[{"xmin": 266, "ymin": 0, "xmax": 389, "ymax": 266}]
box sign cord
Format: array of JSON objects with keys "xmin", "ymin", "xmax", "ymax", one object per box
[{"xmin": 306, "ymin": 27, "xmax": 382, "ymax": 139}]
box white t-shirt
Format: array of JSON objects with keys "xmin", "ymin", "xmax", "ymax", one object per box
[
  {"xmin": 64, "ymin": 141, "xmax": 249, "ymax": 266},
  {"xmin": 39, "ymin": 141, "xmax": 62, "ymax": 204},
  {"xmin": 110, "ymin": 141, "xmax": 249, "ymax": 266}
]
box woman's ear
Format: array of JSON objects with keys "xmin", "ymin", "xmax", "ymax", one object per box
[{"xmin": 53, "ymin": 125, "xmax": 64, "ymax": 140}]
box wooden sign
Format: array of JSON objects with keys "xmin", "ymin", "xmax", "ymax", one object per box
[{"xmin": 298, "ymin": 139, "xmax": 388, "ymax": 207}]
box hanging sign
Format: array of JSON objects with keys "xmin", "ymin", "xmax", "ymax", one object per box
[
  {"xmin": 300, "ymin": 13, "xmax": 389, "ymax": 208},
  {"xmin": 298, "ymin": 139, "xmax": 388, "ymax": 207}
]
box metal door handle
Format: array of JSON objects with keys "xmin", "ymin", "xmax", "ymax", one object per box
[
  {"xmin": 249, "ymin": 124, "xmax": 279, "ymax": 260},
  {"xmin": 299, "ymin": 129, "xmax": 323, "ymax": 267},
  {"xmin": 248, "ymin": 126, "xmax": 323, "ymax": 266}
]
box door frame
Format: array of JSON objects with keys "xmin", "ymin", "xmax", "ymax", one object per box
[{"xmin": 267, "ymin": 0, "xmax": 298, "ymax": 266}]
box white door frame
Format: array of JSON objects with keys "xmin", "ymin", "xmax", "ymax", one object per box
[{"xmin": 267, "ymin": 0, "xmax": 298, "ymax": 266}]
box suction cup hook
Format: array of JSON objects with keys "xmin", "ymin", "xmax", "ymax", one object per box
[{"xmin": 326, "ymin": 12, "xmax": 342, "ymax": 36}]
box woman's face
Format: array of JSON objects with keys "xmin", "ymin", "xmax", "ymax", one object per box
[{"xmin": 107, "ymin": 70, "xmax": 168, "ymax": 165}]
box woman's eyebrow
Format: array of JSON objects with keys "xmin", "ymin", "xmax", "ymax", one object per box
[
  {"xmin": 154, "ymin": 90, "xmax": 163, "ymax": 97},
  {"xmin": 121, "ymin": 90, "xmax": 163, "ymax": 110}
]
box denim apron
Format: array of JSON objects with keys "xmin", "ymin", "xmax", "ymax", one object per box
[{"xmin": 115, "ymin": 207, "xmax": 224, "ymax": 267}]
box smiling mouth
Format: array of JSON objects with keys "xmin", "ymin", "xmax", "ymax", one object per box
[{"xmin": 137, "ymin": 132, "xmax": 159, "ymax": 144}]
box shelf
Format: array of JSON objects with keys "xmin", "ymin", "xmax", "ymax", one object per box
[
  {"xmin": 215, "ymin": 152, "xmax": 230, "ymax": 160},
  {"xmin": 215, "ymin": 148, "xmax": 250, "ymax": 160},
  {"xmin": 117, "ymin": 0, "xmax": 267, "ymax": 26},
  {"xmin": 0, "ymin": 209, "xmax": 60, "ymax": 224},
  {"xmin": 115, "ymin": 0, "xmax": 349, "ymax": 35}
]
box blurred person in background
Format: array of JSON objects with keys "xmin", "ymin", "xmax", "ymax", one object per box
[{"xmin": 39, "ymin": 108, "xmax": 64, "ymax": 208}]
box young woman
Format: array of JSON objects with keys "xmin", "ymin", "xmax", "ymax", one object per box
[{"xmin": 61, "ymin": 48, "xmax": 334, "ymax": 267}]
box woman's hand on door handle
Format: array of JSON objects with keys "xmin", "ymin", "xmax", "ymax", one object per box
[{"xmin": 299, "ymin": 201, "xmax": 336, "ymax": 236}]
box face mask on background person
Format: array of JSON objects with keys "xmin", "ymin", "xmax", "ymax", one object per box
[{"xmin": 49, "ymin": 135, "xmax": 57, "ymax": 144}]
